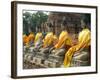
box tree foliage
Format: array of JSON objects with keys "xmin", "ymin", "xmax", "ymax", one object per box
[{"xmin": 23, "ymin": 11, "xmax": 48, "ymax": 35}]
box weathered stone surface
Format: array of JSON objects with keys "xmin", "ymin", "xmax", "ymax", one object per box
[
  {"xmin": 23, "ymin": 45, "xmax": 90, "ymax": 68},
  {"xmin": 71, "ymin": 51, "xmax": 90, "ymax": 67}
]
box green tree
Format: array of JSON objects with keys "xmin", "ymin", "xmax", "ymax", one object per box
[
  {"xmin": 23, "ymin": 12, "xmax": 32, "ymax": 35},
  {"xmin": 23, "ymin": 11, "xmax": 48, "ymax": 35}
]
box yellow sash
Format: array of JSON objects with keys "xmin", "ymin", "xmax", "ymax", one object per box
[{"xmin": 63, "ymin": 29, "xmax": 91, "ymax": 67}]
